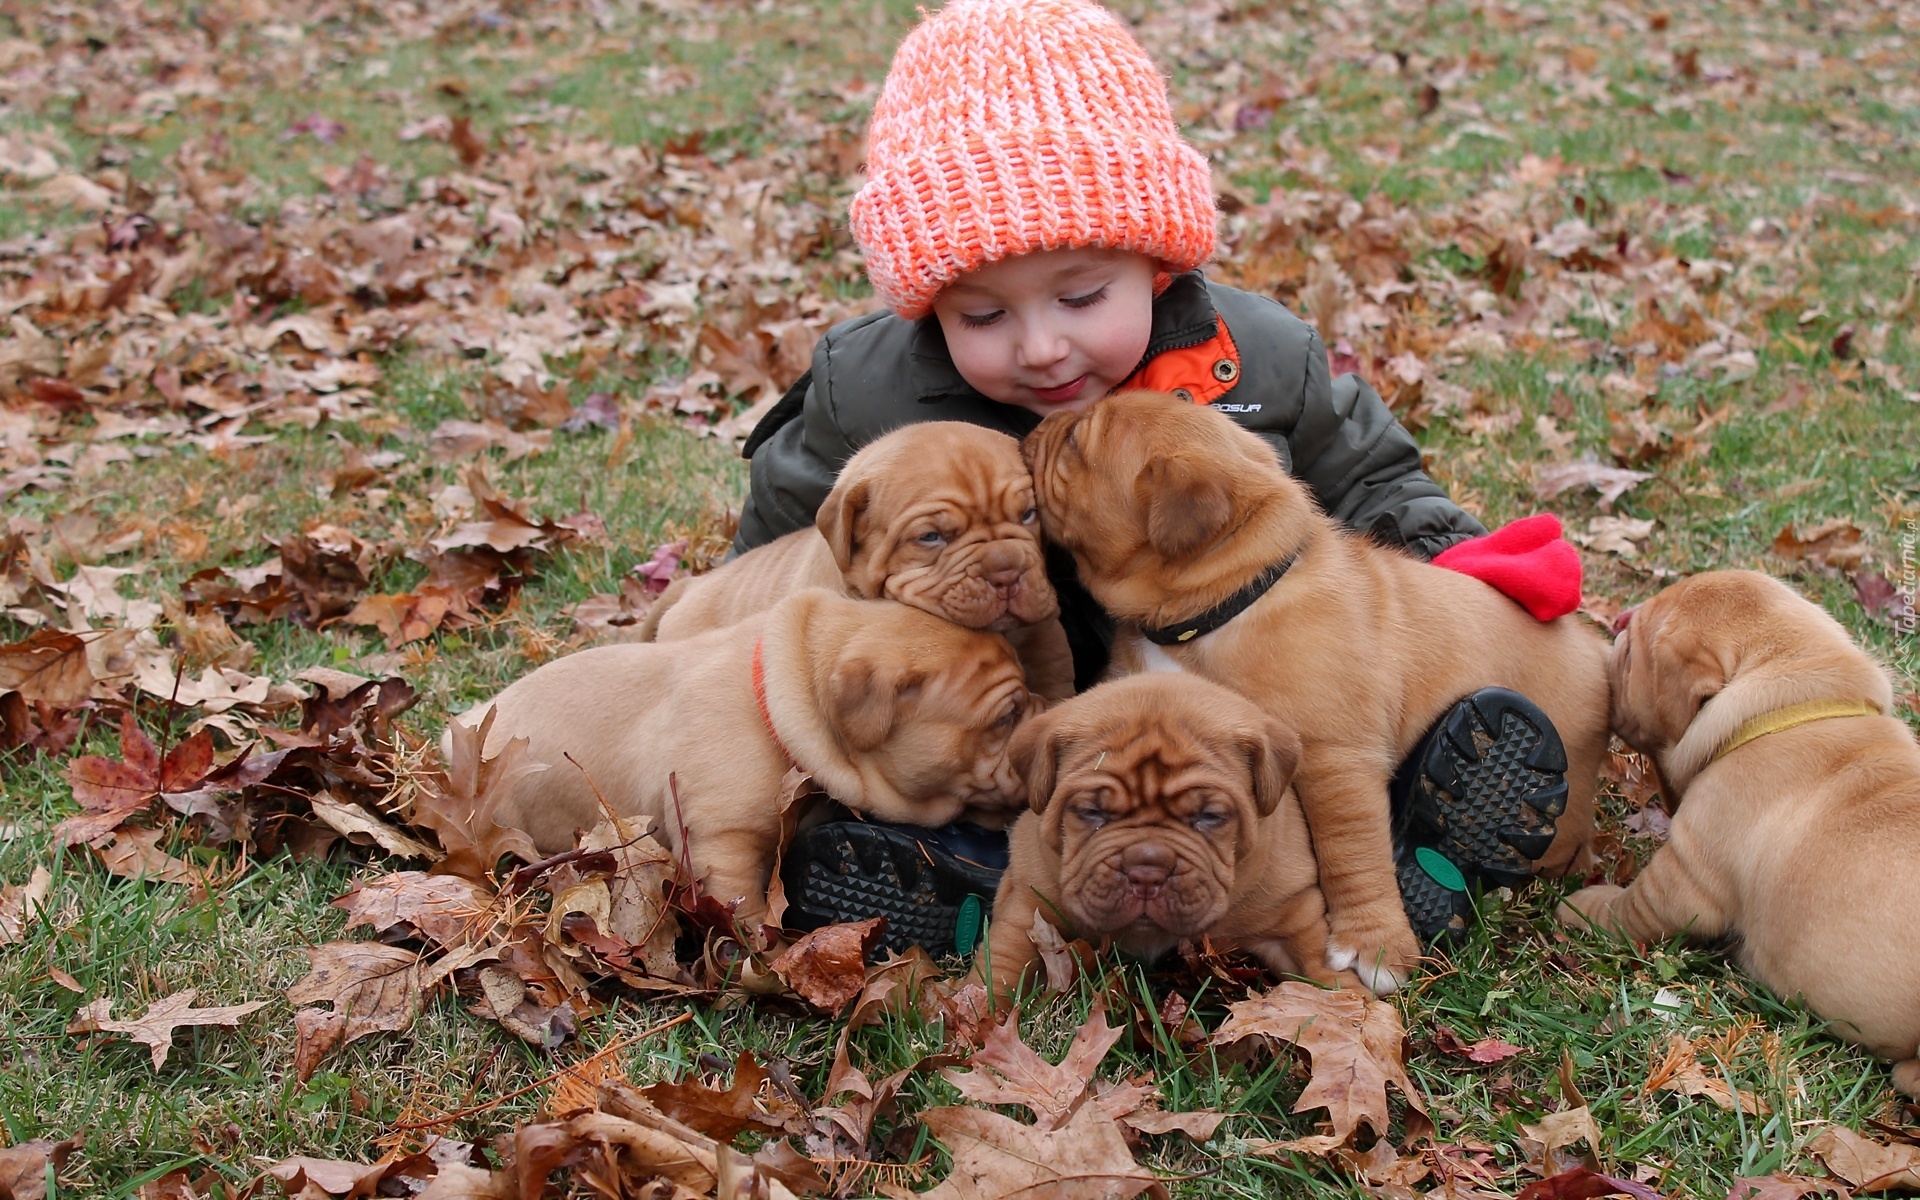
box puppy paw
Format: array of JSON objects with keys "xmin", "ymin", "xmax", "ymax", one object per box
[
  {"xmin": 1555, "ymin": 885, "xmax": 1625, "ymax": 931},
  {"xmin": 1324, "ymin": 940, "xmax": 1415, "ymax": 997}
]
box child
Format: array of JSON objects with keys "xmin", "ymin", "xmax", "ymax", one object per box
[{"xmin": 736, "ymin": 0, "xmax": 1583, "ymax": 960}]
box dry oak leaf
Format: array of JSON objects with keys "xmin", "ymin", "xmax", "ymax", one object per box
[
  {"xmin": 1644, "ymin": 1035, "xmax": 1768, "ymax": 1115},
  {"xmin": 1518, "ymin": 1106, "xmax": 1604, "ymax": 1177},
  {"xmin": 1515, "ymin": 1166, "xmax": 1664, "ymax": 1200},
  {"xmin": 642, "ymin": 1050, "xmax": 807, "ymax": 1141},
  {"xmin": 67, "ymin": 989, "xmax": 267, "ymax": 1069},
  {"xmin": 1212, "ymin": 981, "xmax": 1431, "ymax": 1151},
  {"xmin": 94, "ymin": 827, "xmax": 205, "ymax": 890},
  {"xmin": 1726, "ymin": 1174, "xmax": 1847, "ymax": 1200},
  {"xmin": 1533, "ymin": 460, "xmax": 1652, "ymax": 512},
  {"xmin": 919, "ymin": 1102, "xmax": 1164, "ymax": 1200},
  {"xmin": 335, "ymin": 871, "xmax": 498, "ymax": 947},
  {"xmin": 412, "ymin": 706, "xmax": 545, "ymax": 882},
  {"xmin": 308, "ymin": 791, "xmax": 440, "ymax": 861},
  {"xmin": 0, "ymin": 1134, "xmax": 83, "ymax": 1200},
  {"xmin": 770, "ymin": 917, "xmax": 885, "ymax": 1016},
  {"xmin": 0, "ymin": 865, "xmax": 51, "ymax": 945},
  {"xmin": 1773, "ymin": 520, "xmax": 1867, "ymax": 574},
  {"xmin": 266, "ymin": 1152, "xmax": 438, "ymax": 1199},
  {"xmin": 1807, "ymin": 1125, "xmax": 1920, "ymax": 1193},
  {"xmin": 285, "ymin": 942, "xmax": 429, "ymax": 1056},
  {"xmin": 0, "ymin": 628, "xmax": 95, "ymax": 707},
  {"xmin": 942, "ymin": 1002, "xmax": 1124, "ymax": 1131}
]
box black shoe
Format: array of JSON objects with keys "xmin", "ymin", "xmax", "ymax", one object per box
[
  {"xmin": 780, "ymin": 818, "xmax": 1007, "ymax": 958},
  {"xmin": 1392, "ymin": 688, "xmax": 1569, "ymax": 945}
]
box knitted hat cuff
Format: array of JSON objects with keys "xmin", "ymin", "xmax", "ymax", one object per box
[{"xmin": 851, "ymin": 132, "xmax": 1216, "ymax": 319}]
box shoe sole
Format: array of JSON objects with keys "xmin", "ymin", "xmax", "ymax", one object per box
[
  {"xmin": 1405, "ymin": 687, "xmax": 1568, "ymax": 890},
  {"xmin": 781, "ymin": 821, "xmax": 1002, "ymax": 957}
]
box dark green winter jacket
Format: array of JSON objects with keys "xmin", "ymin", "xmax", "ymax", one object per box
[{"xmin": 734, "ymin": 272, "xmax": 1484, "ymax": 686}]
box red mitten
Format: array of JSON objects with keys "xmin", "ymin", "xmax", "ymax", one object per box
[{"xmin": 1431, "ymin": 513, "xmax": 1582, "ymax": 621}]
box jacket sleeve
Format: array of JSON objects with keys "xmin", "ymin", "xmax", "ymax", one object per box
[
  {"xmin": 733, "ymin": 379, "xmax": 842, "ymax": 553},
  {"xmin": 1269, "ymin": 325, "xmax": 1486, "ymax": 559}
]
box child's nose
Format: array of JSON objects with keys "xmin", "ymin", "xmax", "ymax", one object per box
[{"xmin": 1015, "ymin": 324, "xmax": 1070, "ymax": 369}]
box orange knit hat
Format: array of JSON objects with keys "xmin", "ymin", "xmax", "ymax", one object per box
[{"xmin": 849, "ymin": 0, "xmax": 1216, "ymax": 320}]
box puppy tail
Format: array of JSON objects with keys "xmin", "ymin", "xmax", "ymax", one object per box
[
  {"xmin": 1895, "ymin": 1056, "xmax": 1920, "ymax": 1101},
  {"xmin": 629, "ymin": 577, "xmax": 689, "ymax": 642}
]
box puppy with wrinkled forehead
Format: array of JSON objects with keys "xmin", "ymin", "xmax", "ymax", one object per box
[
  {"xmin": 984, "ymin": 673, "xmax": 1355, "ymax": 997},
  {"xmin": 640, "ymin": 422, "xmax": 1072, "ymax": 700},
  {"xmin": 1559, "ymin": 571, "xmax": 1920, "ymax": 1099},
  {"xmin": 1022, "ymin": 391, "xmax": 1610, "ymax": 996},
  {"xmin": 456, "ymin": 589, "xmax": 1036, "ymax": 930}
]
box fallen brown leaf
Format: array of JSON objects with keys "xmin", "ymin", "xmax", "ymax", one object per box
[
  {"xmin": 919, "ymin": 1101, "xmax": 1162, "ymax": 1200},
  {"xmin": 67, "ymin": 988, "xmax": 267, "ymax": 1069},
  {"xmin": 1726, "ymin": 1173, "xmax": 1846, "ymax": 1200},
  {"xmin": 1644, "ymin": 1035, "xmax": 1768, "ymax": 1115},
  {"xmin": 1212, "ymin": 981, "xmax": 1430, "ymax": 1150},
  {"xmin": 1772, "ymin": 519, "xmax": 1866, "ymax": 574},
  {"xmin": 771, "ymin": 918, "xmax": 885, "ymax": 1016},
  {"xmin": 642, "ymin": 1050, "xmax": 807, "ymax": 1141},
  {"xmin": 1534, "ymin": 460, "xmax": 1653, "ymax": 512},
  {"xmin": 1516, "ymin": 1166, "xmax": 1663, "ymax": 1200},
  {"xmin": 0, "ymin": 865, "xmax": 51, "ymax": 945},
  {"xmin": 1807, "ymin": 1125, "xmax": 1920, "ymax": 1193},
  {"xmin": 0, "ymin": 628, "xmax": 95, "ymax": 707},
  {"xmin": 411, "ymin": 706, "xmax": 546, "ymax": 881},
  {"xmin": 942, "ymin": 1002, "xmax": 1123, "ymax": 1131},
  {"xmin": 285, "ymin": 942, "xmax": 430, "ymax": 1072},
  {"xmin": 0, "ymin": 1135, "xmax": 82, "ymax": 1200}
]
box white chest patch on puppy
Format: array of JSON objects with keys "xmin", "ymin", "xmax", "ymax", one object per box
[{"xmin": 1140, "ymin": 643, "xmax": 1186, "ymax": 674}]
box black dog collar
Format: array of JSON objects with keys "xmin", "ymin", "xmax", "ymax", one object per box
[{"xmin": 1141, "ymin": 553, "xmax": 1298, "ymax": 646}]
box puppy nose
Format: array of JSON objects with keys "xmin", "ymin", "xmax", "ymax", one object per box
[
  {"xmin": 980, "ymin": 544, "xmax": 1025, "ymax": 587},
  {"xmin": 1612, "ymin": 605, "xmax": 1637, "ymax": 636},
  {"xmin": 1123, "ymin": 843, "xmax": 1174, "ymax": 897}
]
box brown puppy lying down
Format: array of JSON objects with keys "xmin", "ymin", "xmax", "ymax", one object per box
[
  {"xmin": 1023, "ymin": 391, "xmax": 1610, "ymax": 995},
  {"xmin": 1558, "ymin": 570, "xmax": 1920, "ymax": 1098},
  {"xmin": 454, "ymin": 589, "xmax": 1035, "ymax": 929},
  {"xmin": 985, "ymin": 673, "xmax": 1356, "ymax": 997},
  {"xmin": 638, "ymin": 422, "xmax": 1073, "ymax": 701}
]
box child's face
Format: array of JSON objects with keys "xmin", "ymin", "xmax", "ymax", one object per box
[{"xmin": 930, "ymin": 247, "xmax": 1156, "ymax": 416}]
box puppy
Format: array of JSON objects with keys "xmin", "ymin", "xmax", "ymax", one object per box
[
  {"xmin": 455, "ymin": 590, "xmax": 1035, "ymax": 929},
  {"xmin": 1557, "ymin": 570, "xmax": 1920, "ymax": 1098},
  {"xmin": 638, "ymin": 422, "xmax": 1073, "ymax": 700},
  {"xmin": 985, "ymin": 673, "xmax": 1353, "ymax": 997},
  {"xmin": 1023, "ymin": 391, "xmax": 1610, "ymax": 995}
]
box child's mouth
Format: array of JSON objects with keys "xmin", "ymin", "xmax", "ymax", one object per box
[{"xmin": 1030, "ymin": 375, "xmax": 1088, "ymax": 404}]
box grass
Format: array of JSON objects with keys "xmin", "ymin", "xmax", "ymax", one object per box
[{"xmin": 2, "ymin": 0, "xmax": 1918, "ymax": 1195}]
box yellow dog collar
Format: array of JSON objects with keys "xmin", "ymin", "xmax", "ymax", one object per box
[{"xmin": 1710, "ymin": 699, "xmax": 1881, "ymax": 764}]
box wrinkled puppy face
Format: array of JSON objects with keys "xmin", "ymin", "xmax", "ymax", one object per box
[
  {"xmin": 1012, "ymin": 675, "xmax": 1301, "ymax": 939},
  {"xmin": 1021, "ymin": 392, "xmax": 1282, "ymax": 604},
  {"xmin": 1610, "ymin": 575, "xmax": 1755, "ymax": 754},
  {"xmin": 826, "ymin": 611, "xmax": 1036, "ymax": 825},
  {"xmin": 816, "ymin": 423, "xmax": 1058, "ymax": 632}
]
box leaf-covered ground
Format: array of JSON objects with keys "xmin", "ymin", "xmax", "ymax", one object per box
[{"xmin": 2, "ymin": 0, "xmax": 1918, "ymax": 1195}]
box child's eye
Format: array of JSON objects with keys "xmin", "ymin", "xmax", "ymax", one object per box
[
  {"xmin": 959, "ymin": 310, "xmax": 1003, "ymax": 328},
  {"xmin": 1062, "ymin": 286, "xmax": 1109, "ymax": 310}
]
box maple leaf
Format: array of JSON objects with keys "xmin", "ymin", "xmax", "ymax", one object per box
[
  {"xmin": 0, "ymin": 1134, "xmax": 82, "ymax": 1200},
  {"xmin": 770, "ymin": 918, "xmax": 885, "ymax": 1016},
  {"xmin": 920, "ymin": 1102, "xmax": 1162, "ymax": 1200},
  {"xmin": 56, "ymin": 712, "xmax": 219, "ymax": 847},
  {"xmin": 0, "ymin": 628, "xmax": 95, "ymax": 707},
  {"xmin": 1807, "ymin": 1125, "xmax": 1920, "ymax": 1193},
  {"xmin": 642, "ymin": 1050, "xmax": 807, "ymax": 1141},
  {"xmin": 1211, "ymin": 981, "xmax": 1430, "ymax": 1151},
  {"xmin": 410, "ymin": 705, "xmax": 545, "ymax": 881},
  {"xmin": 942, "ymin": 1003, "xmax": 1123, "ymax": 1131},
  {"xmin": 67, "ymin": 989, "xmax": 267, "ymax": 1069}
]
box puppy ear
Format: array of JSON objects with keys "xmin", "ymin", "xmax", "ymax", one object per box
[
  {"xmin": 1140, "ymin": 456, "xmax": 1235, "ymax": 560},
  {"xmin": 816, "ymin": 475, "xmax": 871, "ymax": 579},
  {"xmin": 828, "ymin": 657, "xmax": 921, "ymax": 751},
  {"xmin": 1651, "ymin": 620, "xmax": 1735, "ymax": 741},
  {"xmin": 1008, "ymin": 706, "xmax": 1063, "ymax": 815},
  {"xmin": 1247, "ymin": 719, "xmax": 1302, "ymax": 818}
]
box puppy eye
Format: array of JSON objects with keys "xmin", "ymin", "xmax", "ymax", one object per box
[
  {"xmin": 1189, "ymin": 810, "xmax": 1229, "ymax": 833},
  {"xmin": 916, "ymin": 530, "xmax": 948, "ymax": 547},
  {"xmin": 994, "ymin": 696, "xmax": 1024, "ymax": 730},
  {"xmin": 1020, "ymin": 507, "xmax": 1038, "ymax": 525},
  {"xmin": 1074, "ymin": 806, "xmax": 1109, "ymax": 828}
]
